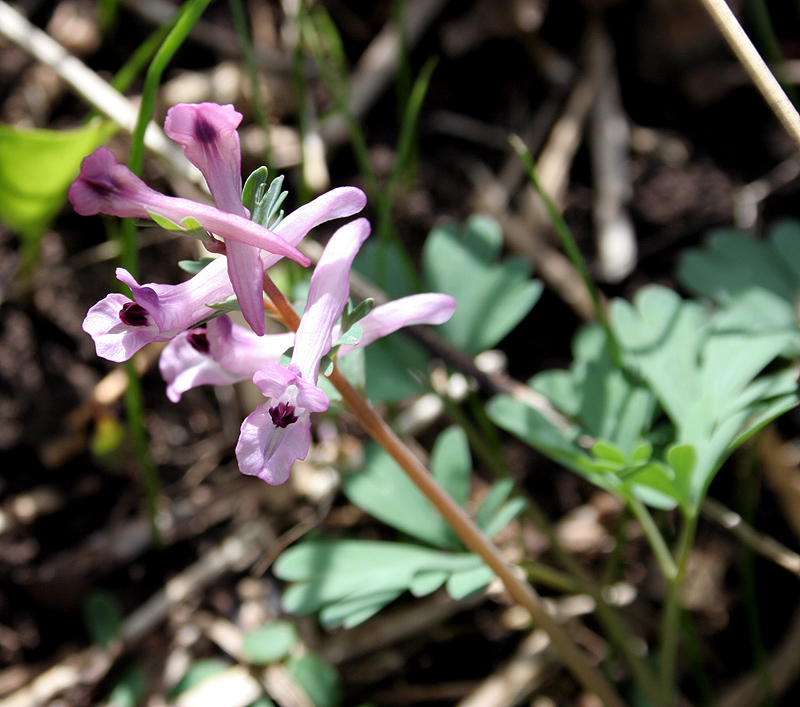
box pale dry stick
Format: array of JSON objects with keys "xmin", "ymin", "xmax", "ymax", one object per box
[
  {"xmin": 0, "ymin": 1, "xmax": 199, "ymax": 185},
  {"xmin": 260, "ymin": 277, "xmax": 626, "ymax": 707},
  {"xmin": 702, "ymin": 497, "xmax": 800, "ymax": 579},
  {"xmin": 2, "ymin": 520, "xmax": 272, "ymax": 707},
  {"xmin": 456, "ymin": 630, "xmax": 555, "ymax": 707},
  {"xmin": 698, "ymin": 0, "xmax": 800, "ymax": 153},
  {"xmin": 589, "ymin": 55, "xmax": 636, "ymax": 284},
  {"xmin": 520, "ymin": 21, "xmax": 612, "ymax": 225}
]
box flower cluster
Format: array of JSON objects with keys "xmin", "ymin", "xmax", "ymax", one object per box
[{"xmin": 74, "ymin": 103, "xmax": 456, "ymax": 485}]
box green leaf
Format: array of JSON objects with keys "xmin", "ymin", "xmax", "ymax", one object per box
[
  {"xmin": 610, "ymin": 285, "xmax": 798, "ymax": 511},
  {"xmin": 343, "ymin": 441, "xmax": 462, "ymax": 549},
  {"xmin": 275, "ymin": 539, "xmax": 485, "ymax": 627},
  {"xmin": 429, "ymin": 426, "xmax": 471, "ymax": 508},
  {"xmin": 362, "ymin": 331, "xmax": 431, "ymax": 403},
  {"xmin": 178, "ymin": 257, "xmax": 216, "ymax": 274},
  {"xmin": 0, "ymin": 119, "xmax": 114, "ymax": 241},
  {"xmin": 446, "ymin": 565, "xmax": 495, "ymax": 599},
  {"xmin": 171, "ymin": 659, "xmax": 231, "ymax": 698},
  {"xmin": 206, "ymin": 295, "xmax": 241, "ymax": 314},
  {"xmin": 334, "ymin": 322, "xmax": 362, "ymax": 347},
  {"xmin": 243, "ymin": 167, "xmax": 288, "ymax": 229},
  {"xmin": 83, "ymin": 590, "xmax": 122, "ymax": 649},
  {"xmin": 287, "ymin": 654, "xmax": 342, "ymax": 707},
  {"xmin": 146, "ymin": 210, "xmax": 206, "ymax": 237},
  {"xmin": 423, "ymin": 215, "xmax": 543, "ymax": 354},
  {"xmin": 678, "ymin": 221, "xmax": 800, "ymax": 355},
  {"xmin": 241, "ymin": 621, "xmax": 298, "ymax": 665}
]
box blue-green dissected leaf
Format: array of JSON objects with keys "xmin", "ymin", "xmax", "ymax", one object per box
[
  {"xmin": 610, "ymin": 285, "xmax": 797, "ymax": 511},
  {"xmin": 241, "ymin": 621, "xmax": 298, "ymax": 665},
  {"xmin": 0, "ymin": 119, "xmax": 114, "ymax": 240},
  {"xmin": 287, "ymin": 654, "xmax": 341, "ymax": 707},
  {"xmin": 361, "ymin": 332, "xmax": 430, "ymax": 402},
  {"xmin": 429, "ymin": 425, "xmax": 471, "ymax": 508},
  {"xmin": 343, "ymin": 440, "xmax": 464, "ymax": 549},
  {"xmin": 446, "ymin": 565, "xmax": 496, "ymax": 599},
  {"xmin": 678, "ymin": 220, "xmax": 800, "ymax": 355},
  {"xmin": 179, "ymin": 257, "xmax": 216, "ymax": 274},
  {"xmin": 274, "ymin": 539, "xmax": 489, "ymax": 627},
  {"xmin": 242, "ymin": 167, "xmax": 287, "ymax": 230},
  {"xmin": 83, "ymin": 590, "xmax": 122, "ymax": 649},
  {"xmin": 422, "ymin": 215, "xmax": 543, "ymax": 354}
]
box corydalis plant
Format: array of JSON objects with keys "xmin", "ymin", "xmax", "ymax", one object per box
[{"xmin": 76, "ymin": 102, "xmax": 456, "ymax": 485}]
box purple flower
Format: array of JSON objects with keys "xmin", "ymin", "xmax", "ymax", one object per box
[
  {"xmin": 82, "ymin": 187, "xmax": 367, "ymax": 362},
  {"xmin": 160, "ymin": 291, "xmax": 457, "ymax": 399},
  {"xmin": 69, "ymin": 147, "xmax": 310, "ymax": 277},
  {"xmin": 236, "ymin": 218, "xmax": 371, "ymax": 484},
  {"xmin": 234, "ymin": 218, "xmax": 458, "ymax": 484},
  {"xmin": 159, "ymin": 315, "xmax": 294, "ymax": 402},
  {"xmin": 163, "ymin": 103, "xmax": 268, "ymax": 335},
  {"xmin": 83, "ymin": 258, "xmax": 233, "ymax": 362}
]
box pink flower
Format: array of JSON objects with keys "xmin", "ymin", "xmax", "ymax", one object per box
[
  {"xmin": 82, "ymin": 187, "xmax": 367, "ymax": 362},
  {"xmin": 69, "ymin": 147, "xmax": 310, "ymax": 273},
  {"xmin": 83, "ymin": 259, "xmax": 233, "ymax": 362},
  {"xmin": 234, "ymin": 218, "xmax": 457, "ymax": 485},
  {"xmin": 163, "ymin": 103, "xmax": 268, "ymax": 335},
  {"xmin": 159, "ymin": 315, "xmax": 294, "ymax": 402}
]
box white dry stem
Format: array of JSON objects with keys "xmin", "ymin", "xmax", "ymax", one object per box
[
  {"xmin": 589, "ymin": 58, "xmax": 636, "ymax": 283},
  {"xmin": 0, "ymin": 1, "xmax": 199, "ymax": 184},
  {"xmin": 698, "ymin": 0, "xmax": 800, "ymax": 153}
]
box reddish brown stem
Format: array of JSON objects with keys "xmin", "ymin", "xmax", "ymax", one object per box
[{"xmin": 262, "ymin": 274, "xmax": 625, "ymax": 707}]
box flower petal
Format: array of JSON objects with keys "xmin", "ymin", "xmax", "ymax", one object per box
[
  {"xmin": 339, "ymin": 293, "xmax": 458, "ymax": 355},
  {"xmin": 159, "ymin": 329, "xmax": 246, "ymax": 402},
  {"xmin": 237, "ymin": 406, "xmax": 312, "ymax": 485},
  {"xmin": 291, "ymin": 218, "xmax": 371, "ymax": 379},
  {"xmin": 69, "ymin": 148, "xmax": 310, "ymax": 266},
  {"xmin": 164, "ymin": 103, "xmax": 244, "ymax": 214}
]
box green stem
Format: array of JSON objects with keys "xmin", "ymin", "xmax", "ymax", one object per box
[
  {"xmin": 128, "ymin": 0, "xmax": 214, "ymax": 175},
  {"xmin": 120, "ymin": 0, "xmax": 212, "ymax": 546},
  {"xmin": 629, "ymin": 496, "xmax": 678, "ymax": 580},
  {"xmin": 658, "ymin": 513, "xmax": 698, "ymax": 707},
  {"xmin": 228, "ymin": 0, "xmax": 272, "ymax": 168},
  {"xmin": 510, "ymin": 134, "xmax": 624, "ymax": 369}
]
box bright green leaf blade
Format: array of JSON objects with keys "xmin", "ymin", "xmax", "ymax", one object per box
[
  {"xmin": 241, "ymin": 621, "xmax": 298, "ymax": 665},
  {"xmin": 0, "ymin": 119, "xmax": 114, "ymax": 240}
]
